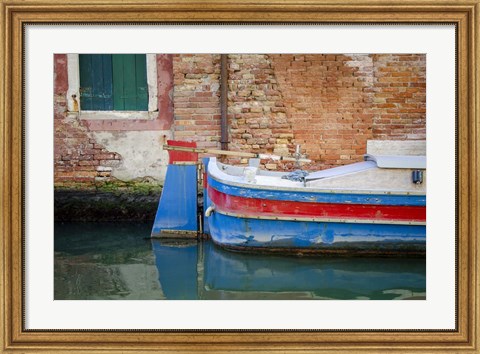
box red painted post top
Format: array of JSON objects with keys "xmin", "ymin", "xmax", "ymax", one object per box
[{"xmin": 167, "ymin": 140, "xmax": 198, "ymax": 164}]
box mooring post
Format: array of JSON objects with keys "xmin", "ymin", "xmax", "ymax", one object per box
[{"xmin": 151, "ymin": 140, "xmax": 199, "ymax": 238}]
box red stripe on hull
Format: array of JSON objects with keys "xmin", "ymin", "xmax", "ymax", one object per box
[{"xmin": 208, "ymin": 186, "xmax": 426, "ymax": 222}]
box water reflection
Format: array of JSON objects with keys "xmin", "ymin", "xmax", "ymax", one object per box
[
  {"xmin": 201, "ymin": 242, "xmax": 425, "ymax": 300},
  {"xmin": 55, "ymin": 222, "xmax": 165, "ymax": 300},
  {"xmin": 55, "ymin": 222, "xmax": 426, "ymax": 300}
]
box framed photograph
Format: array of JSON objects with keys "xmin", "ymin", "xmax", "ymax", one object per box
[{"xmin": 1, "ymin": 0, "xmax": 478, "ymax": 352}]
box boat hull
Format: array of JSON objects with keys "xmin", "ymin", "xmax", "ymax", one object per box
[
  {"xmin": 207, "ymin": 211, "xmax": 425, "ymax": 256},
  {"xmin": 205, "ymin": 158, "xmax": 426, "ymax": 256}
]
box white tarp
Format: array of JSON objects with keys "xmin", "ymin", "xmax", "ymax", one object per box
[
  {"xmin": 306, "ymin": 161, "xmax": 376, "ymax": 181},
  {"xmin": 364, "ymin": 154, "xmax": 426, "ymax": 169}
]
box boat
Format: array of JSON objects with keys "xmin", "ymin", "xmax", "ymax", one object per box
[{"xmin": 204, "ymin": 153, "xmax": 426, "ymax": 256}]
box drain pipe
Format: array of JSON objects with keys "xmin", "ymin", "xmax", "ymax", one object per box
[{"xmin": 220, "ymin": 54, "xmax": 228, "ymax": 150}]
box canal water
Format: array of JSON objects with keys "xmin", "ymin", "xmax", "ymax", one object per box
[{"xmin": 54, "ymin": 222, "xmax": 426, "ymax": 300}]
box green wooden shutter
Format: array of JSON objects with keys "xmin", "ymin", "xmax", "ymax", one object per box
[
  {"xmin": 79, "ymin": 54, "xmax": 114, "ymax": 110},
  {"xmin": 79, "ymin": 54, "xmax": 148, "ymax": 111},
  {"xmin": 112, "ymin": 54, "xmax": 148, "ymax": 111},
  {"xmin": 134, "ymin": 54, "xmax": 148, "ymax": 110}
]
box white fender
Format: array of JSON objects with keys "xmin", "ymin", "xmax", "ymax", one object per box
[{"xmin": 205, "ymin": 205, "xmax": 215, "ymax": 217}]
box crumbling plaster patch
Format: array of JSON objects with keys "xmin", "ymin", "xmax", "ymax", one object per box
[{"xmin": 91, "ymin": 131, "xmax": 172, "ymax": 182}]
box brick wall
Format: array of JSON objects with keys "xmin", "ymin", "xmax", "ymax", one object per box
[
  {"xmin": 272, "ymin": 54, "xmax": 375, "ymax": 170},
  {"xmin": 227, "ymin": 54, "xmax": 294, "ymax": 168},
  {"xmin": 172, "ymin": 54, "xmax": 222, "ymax": 149},
  {"xmin": 54, "ymin": 54, "xmax": 122, "ymax": 186},
  {"xmin": 271, "ymin": 54, "xmax": 426, "ymax": 169},
  {"xmin": 172, "ymin": 54, "xmax": 426, "ymax": 171},
  {"xmin": 371, "ymin": 54, "xmax": 426, "ymax": 140}
]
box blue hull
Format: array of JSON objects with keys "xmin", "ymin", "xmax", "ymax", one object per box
[{"xmin": 207, "ymin": 212, "xmax": 426, "ymax": 255}]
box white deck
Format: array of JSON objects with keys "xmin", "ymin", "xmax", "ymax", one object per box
[{"xmin": 208, "ymin": 157, "xmax": 426, "ymax": 195}]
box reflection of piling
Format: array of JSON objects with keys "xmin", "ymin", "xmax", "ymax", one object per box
[
  {"xmin": 196, "ymin": 240, "xmax": 205, "ymax": 299},
  {"xmin": 151, "ymin": 238, "xmax": 199, "ymax": 300}
]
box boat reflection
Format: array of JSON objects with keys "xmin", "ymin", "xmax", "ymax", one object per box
[{"xmin": 151, "ymin": 239, "xmax": 426, "ymax": 300}]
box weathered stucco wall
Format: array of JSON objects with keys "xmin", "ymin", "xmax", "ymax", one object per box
[
  {"xmin": 54, "ymin": 54, "xmax": 173, "ymax": 186},
  {"xmin": 90, "ymin": 131, "xmax": 170, "ymax": 181}
]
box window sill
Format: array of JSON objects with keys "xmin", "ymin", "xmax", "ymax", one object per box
[
  {"xmin": 66, "ymin": 110, "xmax": 169, "ymax": 131},
  {"xmin": 79, "ymin": 110, "xmax": 159, "ymax": 121}
]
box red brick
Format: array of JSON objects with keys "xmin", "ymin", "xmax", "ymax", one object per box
[
  {"xmin": 94, "ymin": 153, "xmax": 116, "ymax": 160},
  {"xmin": 168, "ymin": 53, "xmax": 423, "ymax": 172}
]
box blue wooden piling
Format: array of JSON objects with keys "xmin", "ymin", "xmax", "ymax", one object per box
[{"xmin": 151, "ymin": 163, "xmax": 198, "ymax": 238}]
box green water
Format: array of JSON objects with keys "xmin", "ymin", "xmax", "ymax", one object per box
[{"xmin": 54, "ymin": 222, "xmax": 426, "ymax": 300}]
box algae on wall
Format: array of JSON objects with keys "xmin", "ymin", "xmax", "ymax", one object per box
[{"xmin": 54, "ymin": 181, "xmax": 163, "ymax": 222}]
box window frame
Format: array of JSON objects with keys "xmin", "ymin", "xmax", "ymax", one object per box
[{"xmin": 67, "ymin": 54, "xmax": 158, "ymax": 120}]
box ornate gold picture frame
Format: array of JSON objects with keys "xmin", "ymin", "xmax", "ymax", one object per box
[{"xmin": 1, "ymin": 0, "xmax": 478, "ymax": 352}]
